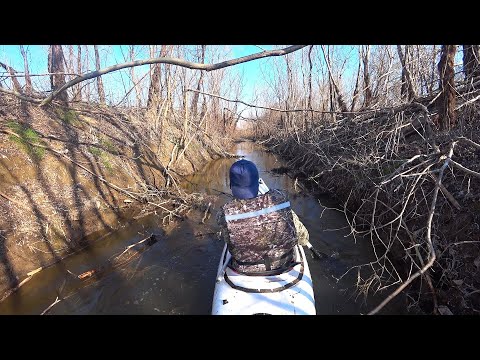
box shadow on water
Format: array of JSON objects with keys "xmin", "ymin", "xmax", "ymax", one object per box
[{"xmin": 0, "ymin": 141, "xmax": 406, "ymax": 315}]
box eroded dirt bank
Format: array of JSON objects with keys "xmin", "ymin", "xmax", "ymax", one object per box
[{"xmin": 0, "ymin": 94, "xmax": 228, "ymax": 301}]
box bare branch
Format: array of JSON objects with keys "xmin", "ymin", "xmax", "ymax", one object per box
[
  {"xmin": 40, "ymin": 45, "xmax": 307, "ymax": 106},
  {"xmin": 0, "ymin": 87, "xmax": 42, "ymax": 103},
  {"xmin": 253, "ymin": 45, "xmax": 267, "ymax": 52},
  {"xmin": 450, "ymin": 160, "xmax": 480, "ymax": 179},
  {"xmin": 455, "ymin": 93, "xmax": 480, "ymax": 110},
  {"xmin": 186, "ymin": 88, "xmax": 363, "ymax": 115},
  {"xmin": 0, "ymin": 72, "xmax": 83, "ymax": 78}
]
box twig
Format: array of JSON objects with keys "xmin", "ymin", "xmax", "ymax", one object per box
[
  {"xmin": 0, "ymin": 87, "xmax": 43, "ymax": 103},
  {"xmin": 450, "ymin": 160, "xmax": 480, "ymax": 179},
  {"xmin": 0, "ymin": 276, "xmax": 33, "ymax": 303},
  {"xmin": 457, "ymin": 137, "xmax": 480, "ymax": 150},
  {"xmin": 201, "ymin": 202, "xmax": 212, "ymax": 224},
  {"xmin": 40, "ymin": 296, "xmax": 62, "ymax": 315},
  {"xmin": 455, "ymin": 93, "xmax": 480, "ymax": 110},
  {"xmin": 368, "ymin": 141, "xmax": 457, "ymax": 315},
  {"xmin": 186, "ymin": 88, "xmax": 374, "ymax": 115},
  {"xmin": 429, "ymin": 174, "xmax": 461, "ymax": 210}
]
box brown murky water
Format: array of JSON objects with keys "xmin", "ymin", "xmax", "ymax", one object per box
[{"xmin": 0, "ymin": 141, "xmax": 405, "ymax": 315}]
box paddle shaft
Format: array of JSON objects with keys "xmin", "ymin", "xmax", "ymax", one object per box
[{"xmin": 305, "ymin": 241, "xmax": 329, "ymax": 260}]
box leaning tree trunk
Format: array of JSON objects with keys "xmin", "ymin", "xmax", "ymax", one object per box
[
  {"xmin": 94, "ymin": 45, "xmax": 106, "ymax": 104},
  {"xmin": 437, "ymin": 45, "xmax": 457, "ymax": 131},
  {"xmin": 462, "ymin": 45, "xmax": 480, "ymax": 82},
  {"xmin": 48, "ymin": 45, "xmax": 68, "ymax": 102},
  {"xmin": 19, "ymin": 45, "xmax": 32, "ymax": 95},
  {"xmin": 0, "ymin": 61, "xmax": 22, "ymax": 93}
]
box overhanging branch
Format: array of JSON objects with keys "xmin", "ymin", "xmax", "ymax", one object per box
[{"xmin": 40, "ymin": 45, "xmax": 307, "ymax": 106}]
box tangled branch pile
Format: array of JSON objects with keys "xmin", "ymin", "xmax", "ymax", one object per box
[{"xmin": 260, "ymin": 98, "xmax": 480, "ymax": 314}]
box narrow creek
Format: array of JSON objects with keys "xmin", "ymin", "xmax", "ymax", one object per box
[{"xmin": 0, "ymin": 141, "xmax": 406, "ymax": 315}]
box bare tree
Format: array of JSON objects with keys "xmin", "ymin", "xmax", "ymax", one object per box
[
  {"xmin": 462, "ymin": 45, "xmax": 480, "ymax": 81},
  {"xmin": 19, "ymin": 45, "xmax": 32, "ymax": 94},
  {"xmin": 94, "ymin": 45, "xmax": 106, "ymax": 104},
  {"xmin": 350, "ymin": 53, "xmax": 361, "ymax": 112},
  {"xmin": 307, "ymin": 45, "xmax": 314, "ymax": 129},
  {"xmin": 397, "ymin": 45, "xmax": 417, "ymax": 101},
  {"xmin": 129, "ymin": 46, "xmax": 142, "ymax": 107},
  {"xmin": 190, "ymin": 45, "xmax": 206, "ymax": 119},
  {"xmin": 85, "ymin": 46, "xmax": 92, "ymax": 102},
  {"xmin": 321, "ymin": 45, "xmax": 348, "ymax": 114},
  {"xmin": 48, "ymin": 45, "xmax": 68, "ymax": 102},
  {"xmin": 437, "ymin": 45, "xmax": 457, "ymax": 131},
  {"xmin": 362, "ymin": 45, "xmax": 373, "ymax": 108},
  {"xmin": 73, "ymin": 45, "xmax": 82, "ymax": 102},
  {"xmin": 147, "ymin": 45, "xmax": 164, "ymax": 110}
]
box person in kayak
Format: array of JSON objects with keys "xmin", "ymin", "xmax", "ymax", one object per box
[{"xmin": 216, "ymin": 159, "xmax": 310, "ymax": 275}]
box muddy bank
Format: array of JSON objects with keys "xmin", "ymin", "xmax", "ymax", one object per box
[{"xmin": 0, "ymin": 94, "xmax": 228, "ymax": 301}]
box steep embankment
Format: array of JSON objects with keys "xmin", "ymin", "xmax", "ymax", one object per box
[{"xmin": 0, "ymin": 94, "xmax": 226, "ymax": 300}]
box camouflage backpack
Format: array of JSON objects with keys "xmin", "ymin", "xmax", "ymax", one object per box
[{"xmin": 220, "ymin": 189, "xmax": 297, "ymax": 274}]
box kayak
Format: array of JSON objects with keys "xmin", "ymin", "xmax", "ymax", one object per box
[{"xmin": 211, "ymin": 243, "xmax": 316, "ymax": 315}]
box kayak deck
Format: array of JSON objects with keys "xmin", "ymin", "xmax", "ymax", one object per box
[{"xmin": 212, "ymin": 244, "xmax": 316, "ymax": 315}]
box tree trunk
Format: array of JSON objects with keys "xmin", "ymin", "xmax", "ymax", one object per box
[
  {"xmin": 128, "ymin": 46, "xmax": 142, "ymax": 107},
  {"xmin": 307, "ymin": 45, "xmax": 313, "ymax": 129},
  {"xmin": 350, "ymin": 60, "xmax": 361, "ymax": 112},
  {"xmin": 94, "ymin": 45, "xmax": 106, "ymax": 104},
  {"xmin": 48, "ymin": 45, "xmax": 68, "ymax": 102},
  {"xmin": 147, "ymin": 45, "xmax": 164, "ymax": 109},
  {"xmin": 428, "ymin": 45, "xmax": 437, "ymax": 96},
  {"xmin": 329, "ymin": 78, "xmax": 336, "ymax": 122},
  {"xmin": 397, "ymin": 45, "xmax": 417, "ymax": 101},
  {"xmin": 462, "ymin": 45, "xmax": 480, "ymax": 81},
  {"xmin": 19, "ymin": 45, "xmax": 32, "ymax": 94},
  {"xmin": 73, "ymin": 45, "xmax": 82, "ymax": 102},
  {"xmin": 437, "ymin": 45, "xmax": 457, "ymax": 131},
  {"xmin": 67, "ymin": 45, "xmax": 75, "ymax": 101},
  {"xmin": 190, "ymin": 45, "xmax": 206, "ymax": 119},
  {"xmin": 321, "ymin": 45, "xmax": 348, "ymax": 114},
  {"xmin": 84, "ymin": 46, "xmax": 91, "ymax": 102},
  {"xmin": 362, "ymin": 45, "xmax": 373, "ymax": 108}
]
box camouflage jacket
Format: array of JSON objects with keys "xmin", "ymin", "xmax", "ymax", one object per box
[{"xmin": 216, "ymin": 189, "xmax": 310, "ymax": 273}]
